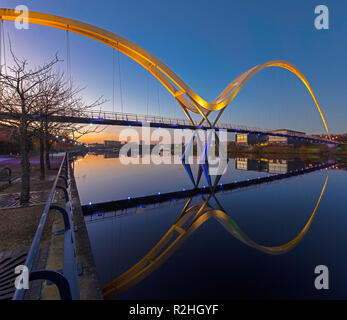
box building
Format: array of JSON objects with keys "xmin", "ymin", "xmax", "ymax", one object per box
[
  {"xmin": 104, "ymin": 140, "xmax": 122, "ymax": 149},
  {"xmin": 236, "ymin": 133, "xmax": 267, "ymax": 145},
  {"xmin": 87, "ymin": 143, "xmax": 104, "ymax": 150},
  {"xmin": 268, "ymin": 129, "xmax": 306, "ymax": 145}
]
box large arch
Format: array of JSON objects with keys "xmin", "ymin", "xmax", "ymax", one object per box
[{"xmin": 0, "ymin": 8, "xmax": 330, "ymax": 137}]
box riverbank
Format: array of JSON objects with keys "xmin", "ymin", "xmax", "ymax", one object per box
[
  {"xmin": 227, "ymin": 144, "xmax": 347, "ymax": 159},
  {"xmin": 0, "ymin": 155, "xmax": 63, "ymax": 300},
  {"xmin": 0, "ymin": 152, "xmax": 103, "ymax": 300},
  {"xmin": 0, "ymin": 154, "xmax": 64, "ymax": 252}
]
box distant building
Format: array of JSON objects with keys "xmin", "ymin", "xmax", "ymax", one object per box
[
  {"xmin": 268, "ymin": 129, "xmax": 306, "ymax": 145},
  {"xmin": 88, "ymin": 143, "xmax": 104, "ymax": 149},
  {"xmin": 236, "ymin": 133, "xmax": 267, "ymax": 145},
  {"xmin": 104, "ymin": 140, "xmax": 122, "ymax": 149}
]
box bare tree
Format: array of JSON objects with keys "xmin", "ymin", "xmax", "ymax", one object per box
[
  {"xmin": 0, "ymin": 46, "xmax": 106, "ymax": 202},
  {"xmin": 0, "ymin": 51, "xmax": 59, "ymax": 203},
  {"xmin": 34, "ymin": 73, "xmax": 105, "ymax": 175}
]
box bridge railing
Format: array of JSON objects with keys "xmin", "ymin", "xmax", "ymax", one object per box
[
  {"xmin": 83, "ymin": 110, "xmax": 273, "ymax": 131},
  {"xmin": 13, "ymin": 152, "xmax": 80, "ymax": 300},
  {"xmin": 60, "ymin": 109, "xmax": 334, "ymax": 144}
]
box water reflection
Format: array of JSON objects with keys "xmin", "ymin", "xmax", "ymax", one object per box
[
  {"xmin": 236, "ymin": 158, "xmax": 310, "ymax": 174},
  {"xmin": 104, "ymin": 151, "xmax": 120, "ymax": 159},
  {"xmin": 101, "ymin": 172, "xmax": 329, "ymax": 299},
  {"xmin": 74, "ymin": 150, "xmax": 346, "ymax": 299}
]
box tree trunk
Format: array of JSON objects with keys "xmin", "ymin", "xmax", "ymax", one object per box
[
  {"xmin": 20, "ymin": 125, "xmax": 30, "ymax": 204},
  {"xmin": 45, "ymin": 138, "xmax": 51, "ymax": 170},
  {"xmin": 44, "ymin": 121, "xmax": 51, "ymax": 170},
  {"xmin": 39, "ymin": 136, "xmax": 45, "ymax": 180}
]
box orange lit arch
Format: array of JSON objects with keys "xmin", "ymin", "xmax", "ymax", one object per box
[{"xmin": 0, "ymin": 8, "xmax": 330, "ymax": 137}]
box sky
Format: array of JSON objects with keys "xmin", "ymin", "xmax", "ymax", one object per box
[{"xmin": 0, "ymin": 0, "xmax": 346, "ymax": 142}]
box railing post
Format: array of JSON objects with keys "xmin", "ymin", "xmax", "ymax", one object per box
[{"xmin": 30, "ymin": 270, "xmax": 73, "ymax": 300}]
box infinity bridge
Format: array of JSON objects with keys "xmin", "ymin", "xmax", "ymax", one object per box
[
  {"xmin": 0, "ymin": 8, "xmax": 338, "ymax": 300},
  {"xmin": 0, "ymin": 8, "xmax": 333, "ymax": 141}
]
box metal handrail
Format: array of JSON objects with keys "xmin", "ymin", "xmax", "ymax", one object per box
[
  {"xmin": 1, "ymin": 108, "xmax": 332, "ymax": 144},
  {"xmin": 82, "ymin": 110, "xmax": 333, "ymax": 142},
  {"xmin": 13, "ymin": 152, "xmax": 80, "ymax": 300},
  {"xmin": 0, "ymin": 109, "xmax": 336, "ymax": 144}
]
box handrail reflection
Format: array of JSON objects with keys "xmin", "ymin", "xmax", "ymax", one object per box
[{"xmin": 102, "ymin": 174, "xmax": 329, "ymax": 299}]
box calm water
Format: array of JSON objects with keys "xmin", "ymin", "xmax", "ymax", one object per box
[{"xmin": 74, "ymin": 152, "xmax": 347, "ymax": 299}]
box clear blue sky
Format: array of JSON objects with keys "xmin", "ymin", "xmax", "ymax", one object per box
[{"xmin": 1, "ymin": 0, "xmax": 346, "ymax": 136}]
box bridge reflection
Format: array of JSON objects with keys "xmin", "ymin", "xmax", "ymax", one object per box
[
  {"xmin": 101, "ymin": 173, "xmax": 329, "ymax": 299},
  {"xmin": 84, "ymin": 146, "xmax": 334, "ymax": 299},
  {"xmin": 74, "ymin": 147, "xmax": 335, "ymax": 299},
  {"xmin": 82, "ymin": 156, "xmax": 335, "ymax": 215}
]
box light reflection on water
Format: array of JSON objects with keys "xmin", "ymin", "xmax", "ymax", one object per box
[{"xmin": 74, "ymin": 153, "xmax": 347, "ymax": 299}]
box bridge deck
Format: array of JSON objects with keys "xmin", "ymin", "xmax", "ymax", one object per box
[{"xmin": 0, "ymin": 111, "xmax": 336, "ymax": 145}]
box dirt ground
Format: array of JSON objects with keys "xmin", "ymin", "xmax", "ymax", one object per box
[
  {"xmin": 0, "ymin": 204, "xmax": 55, "ymax": 252},
  {"xmin": 0, "ymin": 154, "xmax": 63, "ymax": 252}
]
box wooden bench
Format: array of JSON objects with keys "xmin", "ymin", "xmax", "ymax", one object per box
[{"xmin": 0, "ymin": 167, "xmax": 17, "ymax": 184}]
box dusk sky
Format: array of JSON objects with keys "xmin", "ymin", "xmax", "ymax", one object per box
[{"xmin": 0, "ymin": 0, "xmax": 346, "ymax": 142}]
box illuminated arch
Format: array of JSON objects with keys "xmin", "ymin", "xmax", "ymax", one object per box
[
  {"xmin": 102, "ymin": 174, "xmax": 329, "ymax": 299},
  {"xmin": 0, "ymin": 8, "xmax": 330, "ymax": 136}
]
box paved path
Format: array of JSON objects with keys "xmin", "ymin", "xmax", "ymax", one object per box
[{"xmin": 0, "ymin": 191, "xmax": 58, "ymax": 210}]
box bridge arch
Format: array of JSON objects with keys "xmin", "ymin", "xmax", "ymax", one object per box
[{"xmin": 0, "ymin": 8, "xmax": 330, "ymax": 137}]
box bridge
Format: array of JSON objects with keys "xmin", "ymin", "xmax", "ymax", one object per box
[
  {"xmin": 0, "ymin": 8, "xmax": 335, "ymax": 144},
  {"xmin": 0, "ymin": 7, "xmax": 340, "ymax": 301},
  {"xmin": 0, "ymin": 110, "xmax": 336, "ymax": 145}
]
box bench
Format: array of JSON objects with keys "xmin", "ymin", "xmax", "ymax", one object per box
[{"xmin": 0, "ymin": 167, "xmax": 17, "ymax": 184}]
